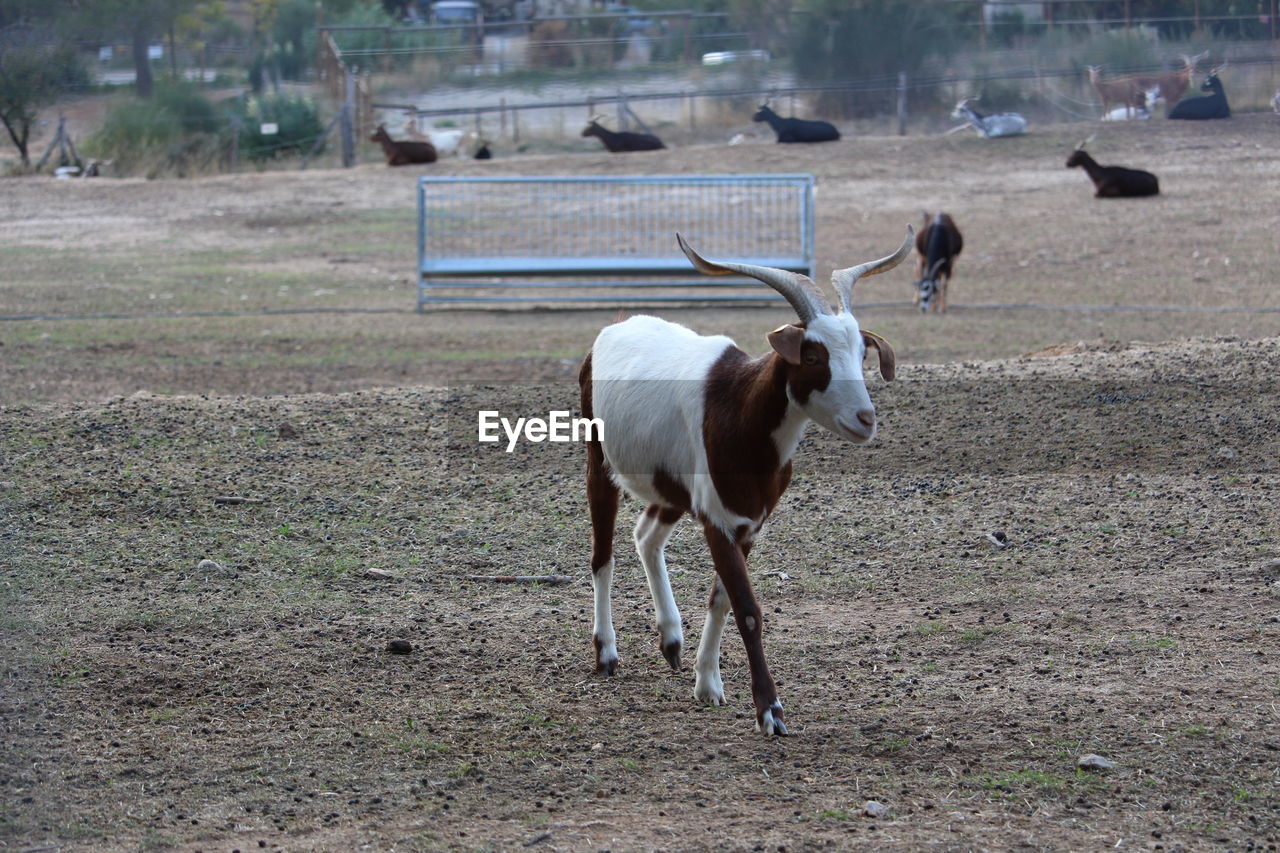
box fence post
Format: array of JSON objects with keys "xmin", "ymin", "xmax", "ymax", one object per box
[
  {"xmin": 896, "ymin": 72, "xmax": 908, "ymax": 136},
  {"xmin": 228, "ymin": 116, "xmax": 240, "ymax": 170},
  {"xmin": 340, "ymin": 69, "xmax": 356, "ymax": 168}
]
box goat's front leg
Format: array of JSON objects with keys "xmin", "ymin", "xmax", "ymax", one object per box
[
  {"xmin": 634, "ymin": 505, "xmax": 685, "ymax": 670},
  {"xmin": 937, "ymin": 276, "xmax": 948, "ymax": 314},
  {"xmin": 702, "ymin": 522, "xmax": 785, "ymax": 735}
]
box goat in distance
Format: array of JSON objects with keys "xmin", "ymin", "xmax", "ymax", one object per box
[
  {"xmin": 751, "ymin": 104, "xmax": 840, "ymax": 143},
  {"xmin": 1169, "ymin": 67, "xmax": 1231, "ymax": 120},
  {"xmin": 582, "ymin": 117, "xmax": 666, "ymax": 152},
  {"xmin": 1066, "ymin": 136, "xmax": 1159, "ymax": 198},
  {"xmin": 370, "ymin": 125, "xmax": 437, "ymax": 165},
  {"xmin": 579, "ymin": 228, "xmax": 912, "ymax": 736},
  {"xmin": 913, "ymin": 212, "xmax": 963, "ymax": 313},
  {"xmin": 951, "ymin": 99, "xmax": 1027, "ymax": 138}
]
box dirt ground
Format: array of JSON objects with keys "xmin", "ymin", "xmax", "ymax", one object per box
[{"xmin": 2, "ymin": 112, "xmax": 1279, "ymax": 852}]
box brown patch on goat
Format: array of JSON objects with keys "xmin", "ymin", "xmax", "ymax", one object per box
[
  {"xmin": 580, "ymin": 351, "xmax": 619, "ymax": 572},
  {"xmin": 652, "ymin": 469, "xmax": 693, "ymax": 513},
  {"xmin": 701, "ymin": 346, "xmax": 812, "ymax": 525}
]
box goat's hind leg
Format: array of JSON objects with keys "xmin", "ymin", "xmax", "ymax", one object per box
[
  {"xmin": 586, "ymin": 439, "xmax": 621, "ymax": 675},
  {"xmin": 634, "ymin": 505, "xmax": 685, "ymax": 670},
  {"xmin": 693, "ymin": 576, "xmax": 730, "ymax": 706}
]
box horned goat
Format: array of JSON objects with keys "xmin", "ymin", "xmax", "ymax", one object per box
[
  {"xmin": 751, "ymin": 104, "xmax": 840, "ymax": 143},
  {"xmin": 1168, "ymin": 68, "xmax": 1231, "ymax": 120},
  {"xmin": 579, "ymin": 227, "xmax": 912, "ymax": 736},
  {"xmin": 1086, "ymin": 66, "xmax": 1148, "ymax": 118},
  {"xmin": 1145, "ymin": 52, "xmax": 1208, "ymax": 106},
  {"xmin": 581, "ymin": 119, "xmax": 665, "ymax": 152},
  {"xmin": 370, "ymin": 125, "xmax": 437, "ymax": 165},
  {"xmin": 1065, "ymin": 137, "xmax": 1159, "ymax": 198},
  {"xmin": 951, "ymin": 99, "xmax": 1027, "ymax": 138},
  {"xmin": 913, "ymin": 212, "xmax": 963, "ymax": 313}
]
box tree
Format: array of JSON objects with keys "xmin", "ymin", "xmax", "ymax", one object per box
[
  {"xmin": 790, "ymin": 0, "xmax": 960, "ymax": 117},
  {"xmin": 63, "ymin": 0, "xmax": 219, "ymax": 97},
  {"xmin": 0, "ymin": 32, "xmax": 77, "ymax": 165}
]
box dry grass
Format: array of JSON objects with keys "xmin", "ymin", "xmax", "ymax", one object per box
[{"xmin": 2, "ymin": 111, "xmax": 1279, "ymax": 852}]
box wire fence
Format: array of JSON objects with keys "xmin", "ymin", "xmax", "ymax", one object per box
[
  {"xmin": 365, "ymin": 48, "xmax": 1280, "ymax": 149},
  {"xmin": 316, "ymin": 8, "xmax": 1280, "ymax": 149}
]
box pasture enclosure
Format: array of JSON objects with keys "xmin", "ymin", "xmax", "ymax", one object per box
[
  {"xmin": 417, "ymin": 174, "xmax": 813, "ymax": 308},
  {"xmin": 2, "ymin": 111, "xmax": 1280, "ymax": 851}
]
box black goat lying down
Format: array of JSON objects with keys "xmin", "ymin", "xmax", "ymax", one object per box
[
  {"xmin": 582, "ymin": 120, "xmax": 665, "ymax": 152},
  {"xmin": 751, "ymin": 104, "xmax": 840, "ymax": 143},
  {"xmin": 1168, "ymin": 70, "xmax": 1231, "ymax": 120},
  {"xmin": 1066, "ymin": 140, "xmax": 1159, "ymax": 198}
]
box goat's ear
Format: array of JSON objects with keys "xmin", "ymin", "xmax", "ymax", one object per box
[
  {"xmin": 767, "ymin": 324, "xmax": 806, "ymax": 366},
  {"xmin": 862, "ymin": 330, "xmax": 896, "ymax": 382}
]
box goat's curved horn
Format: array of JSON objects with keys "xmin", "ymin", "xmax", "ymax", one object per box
[
  {"xmin": 927, "ymin": 257, "xmax": 946, "ymax": 279},
  {"xmin": 1075, "ymin": 132, "xmax": 1096, "ymax": 150},
  {"xmin": 676, "ymin": 233, "xmax": 831, "ymax": 324},
  {"xmin": 831, "ymin": 226, "xmax": 915, "ymax": 315}
]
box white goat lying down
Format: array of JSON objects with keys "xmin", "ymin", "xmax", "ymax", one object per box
[{"xmin": 578, "ymin": 227, "xmax": 913, "ymax": 735}]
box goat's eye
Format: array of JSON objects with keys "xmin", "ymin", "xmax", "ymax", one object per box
[{"xmin": 803, "ymin": 353, "xmax": 818, "ymax": 366}]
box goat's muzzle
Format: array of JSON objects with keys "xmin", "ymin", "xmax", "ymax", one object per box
[{"xmin": 836, "ymin": 410, "xmax": 876, "ymax": 442}]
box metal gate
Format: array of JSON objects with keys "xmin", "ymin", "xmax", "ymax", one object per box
[{"xmin": 417, "ymin": 174, "xmax": 814, "ymax": 309}]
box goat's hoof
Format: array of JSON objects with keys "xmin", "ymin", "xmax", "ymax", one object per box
[
  {"xmin": 693, "ymin": 677, "xmax": 725, "ymax": 706},
  {"xmin": 757, "ymin": 704, "xmax": 788, "ymax": 736},
  {"xmin": 596, "ymin": 657, "xmax": 618, "ymax": 676},
  {"xmin": 660, "ymin": 637, "xmax": 682, "ymax": 671}
]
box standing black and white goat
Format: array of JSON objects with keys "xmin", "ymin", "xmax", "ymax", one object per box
[
  {"xmin": 913, "ymin": 212, "xmax": 963, "ymax": 313},
  {"xmin": 1065, "ymin": 137, "xmax": 1159, "ymax": 198},
  {"xmin": 579, "ymin": 228, "xmax": 912, "ymax": 735},
  {"xmin": 951, "ymin": 98, "xmax": 1027, "ymax": 138},
  {"xmin": 1168, "ymin": 69, "xmax": 1231, "ymax": 120},
  {"xmin": 582, "ymin": 119, "xmax": 666, "ymax": 152},
  {"xmin": 751, "ymin": 104, "xmax": 840, "ymax": 143}
]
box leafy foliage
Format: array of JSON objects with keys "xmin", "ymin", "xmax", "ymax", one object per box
[
  {"xmin": 790, "ymin": 0, "xmax": 959, "ymax": 117},
  {"xmin": 230, "ymin": 92, "xmax": 326, "ymax": 160},
  {"xmin": 0, "ymin": 37, "xmax": 86, "ymax": 164}
]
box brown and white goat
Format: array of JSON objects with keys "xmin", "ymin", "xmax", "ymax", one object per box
[
  {"xmin": 1144, "ymin": 53, "xmax": 1208, "ymax": 107},
  {"xmin": 370, "ymin": 124, "xmax": 437, "ymax": 166},
  {"xmin": 1086, "ymin": 66, "xmax": 1148, "ymax": 118},
  {"xmin": 579, "ymin": 228, "xmax": 912, "ymax": 735},
  {"xmin": 913, "ymin": 212, "xmax": 963, "ymax": 313},
  {"xmin": 1088, "ymin": 53, "xmax": 1207, "ymax": 117}
]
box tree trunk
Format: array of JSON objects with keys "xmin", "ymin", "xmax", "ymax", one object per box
[{"xmin": 133, "ymin": 24, "xmax": 153, "ymax": 97}]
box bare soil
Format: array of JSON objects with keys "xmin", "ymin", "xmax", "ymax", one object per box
[{"xmin": 2, "ymin": 112, "xmax": 1279, "ymax": 852}]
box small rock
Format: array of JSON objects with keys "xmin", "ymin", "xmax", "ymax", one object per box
[
  {"xmin": 1214, "ymin": 446, "xmax": 1237, "ymax": 461},
  {"xmin": 862, "ymin": 800, "xmax": 889, "ymax": 819},
  {"xmin": 1077, "ymin": 753, "xmax": 1116, "ymax": 771},
  {"xmin": 197, "ymin": 558, "xmax": 223, "ymax": 572},
  {"xmin": 386, "ymin": 639, "xmax": 413, "ymax": 655},
  {"xmin": 985, "ymin": 530, "xmax": 1008, "ymax": 548},
  {"xmin": 277, "ymin": 423, "xmax": 300, "ymax": 439},
  {"xmin": 365, "ymin": 568, "xmax": 396, "ymax": 580}
]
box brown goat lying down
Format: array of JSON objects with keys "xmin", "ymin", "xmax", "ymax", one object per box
[{"xmin": 370, "ymin": 125, "xmax": 437, "ymax": 165}]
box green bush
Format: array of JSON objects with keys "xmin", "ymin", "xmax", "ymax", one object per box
[
  {"xmin": 153, "ymin": 84, "xmax": 223, "ymax": 134},
  {"xmin": 83, "ymin": 90, "xmax": 226, "ymax": 177},
  {"xmin": 1078, "ymin": 30, "xmax": 1160, "ymax": 74},
  {"xmin": 791, "ymin": 0, "xmax": 960, "ymax": 117},
  {"xmin": 231, "ymin": 93, "xmax": 326, "ymax": 160}
]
